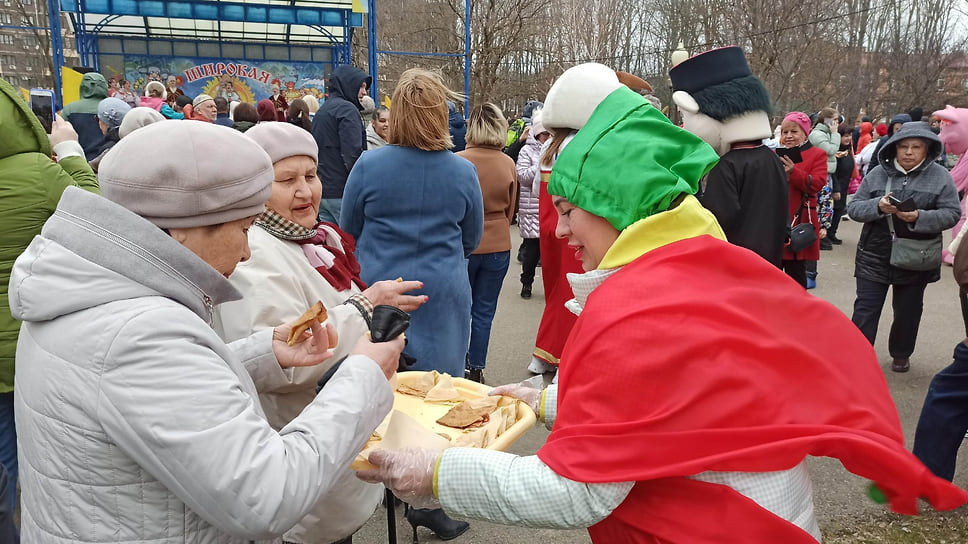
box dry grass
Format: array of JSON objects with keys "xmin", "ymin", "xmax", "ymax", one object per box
[{"xmin": 823, "ymin": 507, "xmax": 968, "ymax": 543}]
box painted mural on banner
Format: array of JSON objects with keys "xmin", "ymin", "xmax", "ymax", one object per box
[{"xmin": 119, "ymin": 56, "xmax": 328, "ymax": 103}]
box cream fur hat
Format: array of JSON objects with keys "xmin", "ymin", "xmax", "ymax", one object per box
[
  {"xmin": 542, "ymin": 63, "xmax": 622, "ymax": 130},
  {"xmin": 144, "ymin": 81, "xmax": 167, "ymax": 100},
  {"xmin": 245, "ymin": 121, "xmax": 318, "ymax": 165},
  {"xmin": 99, "ymin": 121, "xmax": 273, "ymax": 228}
]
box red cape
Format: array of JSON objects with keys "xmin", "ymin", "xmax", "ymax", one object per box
[
  {"xmin": 534, "ymin": 176, "xmax": 582, "ymax": 364},
  {"xmin": 537, "ymin": 235, "xmax": 967, "ymax": 543}
]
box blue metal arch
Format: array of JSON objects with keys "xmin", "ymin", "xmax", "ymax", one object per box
[
  {"xmin": 91, "ymin": 13, "xmax": 119, "ymax": 33},
  {"xmin": 58, "ymin": 0, "xmax": 360, "ymax": 28}
]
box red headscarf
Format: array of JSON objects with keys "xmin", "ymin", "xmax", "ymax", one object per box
[{"xmin": 256, "ymin": 99, "xmax": 277, "ymax": 122}]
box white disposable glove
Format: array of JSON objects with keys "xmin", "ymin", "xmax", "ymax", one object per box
[
  {"xmin": 357, "ymin": 448, "xmax": 441, "ymax": 508},
  {"xmin": 489, "ymin": 375, "xmax": 544, "ymax": 415}
]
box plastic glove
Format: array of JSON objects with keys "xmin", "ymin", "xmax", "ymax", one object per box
[
  {"xmin": 357, "ymin": 448, "xmax": 440, "ymax": 507},
  {"xmin": 489, "ymin": 375, "xmax": 544, "ymax": 415}
]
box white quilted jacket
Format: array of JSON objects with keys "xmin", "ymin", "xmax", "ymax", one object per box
[{"xmin": 214, "ymin": 226, "xmax": 381, "ymax": 543}]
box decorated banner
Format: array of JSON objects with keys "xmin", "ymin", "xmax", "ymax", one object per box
[{"xmin": 119, "ymin": 55, "xmax": 330, "ymax": 104}]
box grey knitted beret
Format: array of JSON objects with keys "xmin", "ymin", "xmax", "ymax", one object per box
[
  {"xmin": 98, "ymin": 121, "xmax": 273, "ymax": 228},
  {"xmin": 244, "ymin": 121, "xmax": 318, "ymax": 165}
]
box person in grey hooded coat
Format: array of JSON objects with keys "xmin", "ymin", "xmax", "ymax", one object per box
[{"xmin": 847, "ymin": 121, "xmax": 961, "ymax": 373}]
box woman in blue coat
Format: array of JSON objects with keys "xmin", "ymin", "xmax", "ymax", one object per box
[{"xmin": 341, "ymin": 69, "xmax": 484, "ymax": 380}]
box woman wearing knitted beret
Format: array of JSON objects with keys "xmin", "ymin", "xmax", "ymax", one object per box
[
  {"xmin": 10, "ymin": 121, "xmax": 405, "ymax": 542},
  {"xmin": 215, "ymin": 121, "xmax": 426, "ymax": 544},
  {"xmin": 357, "ymin": 69, "xmax": 968, "ymax": 544}
]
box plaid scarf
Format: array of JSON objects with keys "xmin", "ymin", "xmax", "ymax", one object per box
[
  {"xmin": 257, "ymin": 209, "xmax": 317, "ymax": 241},
  {"xmin": 256, "ymin": 209, "xmax": 367, "ymax": 292}
]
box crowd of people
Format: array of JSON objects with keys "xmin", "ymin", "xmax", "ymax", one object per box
[{"xmin": 1, "ymin": 44, "xmax": 968, "ymax": 544}]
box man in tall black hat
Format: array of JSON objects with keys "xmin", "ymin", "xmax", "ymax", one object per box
[{"xmin": 671, "ymin": 46, "xmax": 789, "ymax": 268}]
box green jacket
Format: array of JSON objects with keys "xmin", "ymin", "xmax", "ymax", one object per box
[{"xmin": 0, "ymin": 79, "xmax": 99, "ymax": 392}]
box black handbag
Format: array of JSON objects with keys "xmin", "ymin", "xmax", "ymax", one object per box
[{"xmin": 788, "ymin": 191, "xmax": 817, "ymax": 253}]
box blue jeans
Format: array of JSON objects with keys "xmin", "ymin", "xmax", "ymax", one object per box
[
  {"xmin": 913, "ymin": 341, "xmax": 968, "ymax": 481},
  {"xmin": 318, "ymin": 198, "xmax": 343, "ymax": 224},
  {"xmin": 466, "ymin": 252, "xmax": 510, "ymax": 370},
  {"xmin": 0, "ymin": 393, "xmax": 15, "ymax": 514}
]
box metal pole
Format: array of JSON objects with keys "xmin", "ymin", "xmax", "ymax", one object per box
[
  {"xmin": 367, "ymin": 0, "xmax": 377, "ymax": 99},
  {"xmin": 463, "ymin": 0, "xmax": 470, "ymax": 117},
  {"xmin": 385, "ymin": 489, "xmax": 396, "ymax": 544},
  {"xmin": 48, "ymin": 0, "xmax": 62, "ymax": 105}
]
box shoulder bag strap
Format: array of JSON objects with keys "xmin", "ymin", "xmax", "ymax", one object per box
[
  {"xmin": 885, "ymin": 177, "xmax": 896, "ymax": 239},
  {"xmin": 793, "ymin": 175, "xmax": 813, "ymax": 227}
]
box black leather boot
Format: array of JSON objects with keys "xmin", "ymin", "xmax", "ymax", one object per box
[
  {"xmin": 405, "ymin": 506, "xmax": 469, "ymax": 542},
  {"xmin": 464, "ymin": 367, "xmax": 483, "ymax": 384}
]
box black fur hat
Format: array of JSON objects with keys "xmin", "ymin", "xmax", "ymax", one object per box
[{"xmin": 670, "ymin": 47, "xmax": 772, "ymax": 121}]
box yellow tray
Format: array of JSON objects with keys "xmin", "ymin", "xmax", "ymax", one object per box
[{"xmin": 352, "ymin": 371, "xmax": 537, "ymax": 469}]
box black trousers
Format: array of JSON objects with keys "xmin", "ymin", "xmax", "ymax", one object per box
[
  {"xmin": 851, "ymin": 277, "xmax": 927, "ymax": 359},
  {"xmin": 519, "ymin": 238, "xmax": 541, "ymax": 288},
  {"xmin": 781, "ymin": 259, "xmax": 807, "ymax": 288},
  {"xmin": 828, "ymin": 206, "xmax": 846, "ymax": 238},
  {"xmin": 958, "ymin": 291, "xmax": 968, "ymax": 338}
]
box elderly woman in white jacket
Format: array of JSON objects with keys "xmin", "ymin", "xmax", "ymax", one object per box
[
  {"xmin": 9, "ymin": 121, "xmax": 405, "ymax": 543},
  {"xmin": 215, "ymin": 121, "xmax": 426, "ymax": 544}
]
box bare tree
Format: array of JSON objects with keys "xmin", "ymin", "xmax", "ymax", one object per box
[
  {"xmin": 359, "ymin": 0, "xmax": 968, "ymax": 125},
  {"xmin": 13, "ymin": 0, "xmax": 55, "ymax": 88}
]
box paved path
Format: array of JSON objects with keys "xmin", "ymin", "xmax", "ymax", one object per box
[{"xmin": 354, "ymin": 218, "xmax": 968, "ymax": 543}]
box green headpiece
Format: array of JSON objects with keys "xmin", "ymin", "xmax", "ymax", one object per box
[{"xmin": 548, "ymin": 86, "xmax": 719, "ymax": 231}]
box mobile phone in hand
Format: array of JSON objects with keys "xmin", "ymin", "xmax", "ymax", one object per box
[
  {"xmin": 888, "ymin": 194, "xmax": 916, "ymax": 212},
  {"xmin": 776, "ymin": 147, "xmax": 803, "ymax": 163},
  {"xmin": 29, "ymin": 88, "xmax": 55, "ymax": 134}
]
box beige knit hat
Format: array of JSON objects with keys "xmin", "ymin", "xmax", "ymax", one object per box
[
  {"xmin": 118, "ymin": 106, "xmax": 164, "ymax": 138},
  {"xmin": 245, "ymin": 121, "xmax": 318, "ymax": 165},
  {"xmin": 98, "ymin": 121, "xmax": 273, "ymax": 228}
]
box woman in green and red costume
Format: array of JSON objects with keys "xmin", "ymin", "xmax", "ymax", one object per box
[{"xmin": 356, "ymin": 67, "xmax": 968, "ymax": 544}]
